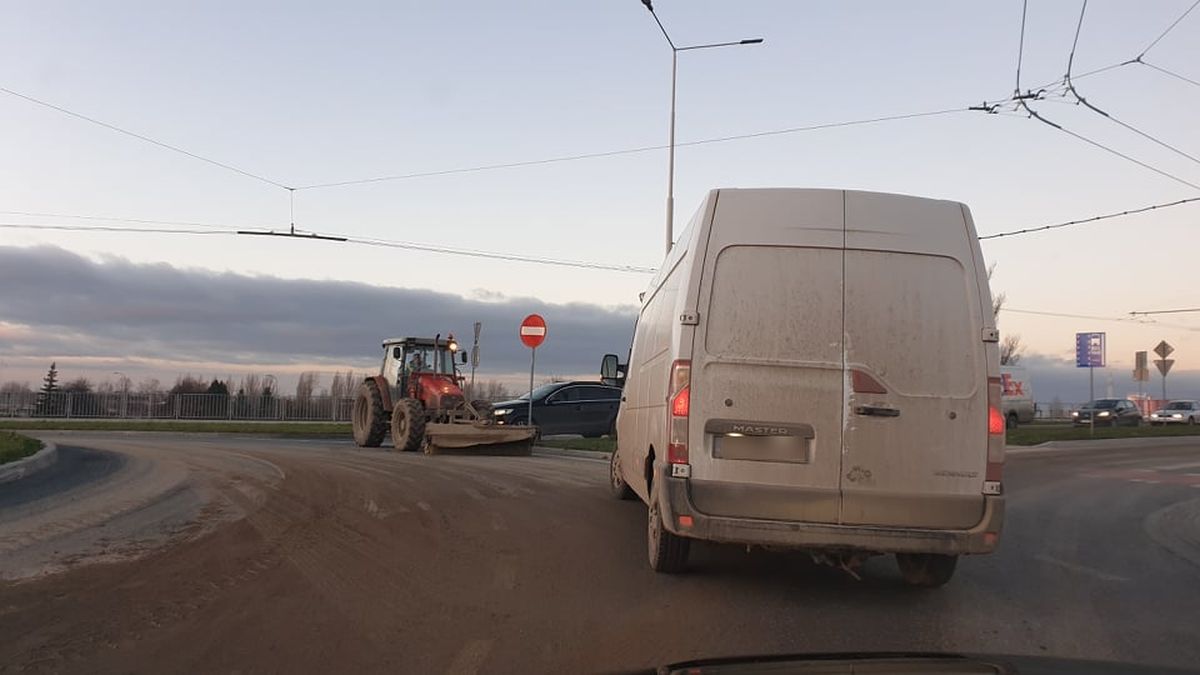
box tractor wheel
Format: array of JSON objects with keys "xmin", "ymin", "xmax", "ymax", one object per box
[
  {"xmin": 390, "ymin": 398, "xmax": 426, "ymax": 452},
  {"xmin": 352, "ymin": 380, "xmax": 388, "ymax": 448}
]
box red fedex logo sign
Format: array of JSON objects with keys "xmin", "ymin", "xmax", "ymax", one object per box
[{"xmin": 1001, "ymin": 373, "xmax": 1024, "ymax": 397}]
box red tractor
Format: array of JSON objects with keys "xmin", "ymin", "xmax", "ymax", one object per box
[{"xmin": 352, "ymin": 334, "xmax": 536, "ymax": 453}]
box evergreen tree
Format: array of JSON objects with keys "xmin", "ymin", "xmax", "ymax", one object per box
[
  {"xmin": 40, "ymin": 362, "xmax": 59, "ymax": 395},
  {"xmin": 35, "ymin": 362, "xmax": 60, "ymax": 415}
]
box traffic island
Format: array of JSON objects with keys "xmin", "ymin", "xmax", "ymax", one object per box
[{"xmin": 0, "ymin": 432, "xmax": 58, "ymax": 483}]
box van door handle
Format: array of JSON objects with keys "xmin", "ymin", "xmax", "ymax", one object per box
[{"xmin": 855, "ymin": 405, "xmax": 900, "ymax": 417}]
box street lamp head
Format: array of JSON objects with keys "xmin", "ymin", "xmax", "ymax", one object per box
[
  {"xmin": 740, "ymin": 38, "xmax": 764, "ymax": 45},
  {"xmin": 641, "ymin": 0, "xmax": 654, "ymax": 10}
]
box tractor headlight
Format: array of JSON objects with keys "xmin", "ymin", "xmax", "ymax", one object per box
[{"xmin": 448, "ymin": 340, "xmax": 459, "ymax": 352}]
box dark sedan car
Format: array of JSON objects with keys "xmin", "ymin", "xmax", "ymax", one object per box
[
  {"xmin": 1072, "ymin": 398, "xmax": 1142, "ymax": 427},
  {"xmin": 491, "ymin": 381, "xmax": 622, "ymax": 437}
]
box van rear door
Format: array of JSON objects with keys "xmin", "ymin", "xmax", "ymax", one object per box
[
  {"xmin": 839, "ymin": 192, "xmax": 989, "ymax": 529},
  {"xmin": 687, "ymin": 189, "xmax": 845, "ymax": 524}
]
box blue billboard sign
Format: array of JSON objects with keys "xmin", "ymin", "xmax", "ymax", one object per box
[{"xmin": 1075, "ymin": 332, "xmax": 1106, "ymax": 368}]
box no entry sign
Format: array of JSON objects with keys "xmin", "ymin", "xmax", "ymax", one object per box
[
  {"xmin": 520, "ymin": 314, "xmax": 547, "ymax": 349},
  {"xmin": 519, "ymin": 314, "xmax": 547, "ymax": 427}
]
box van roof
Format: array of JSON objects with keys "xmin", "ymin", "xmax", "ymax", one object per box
[{"xmin": 714, "ymin": 186, "xmax": 965, "ymax": 206}]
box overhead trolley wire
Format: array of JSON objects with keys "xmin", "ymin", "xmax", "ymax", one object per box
[{"xmin": 0, "ymin": 85, "xmax": 293, "ymax": 191}]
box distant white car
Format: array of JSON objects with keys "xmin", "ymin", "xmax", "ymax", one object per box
[{"xmin": 1149, "ymin": 400, "xmax": 1200, "ymax": 425}]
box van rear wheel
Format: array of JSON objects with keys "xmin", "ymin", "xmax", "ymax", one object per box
[
  {"xmin": 648, "ymin": 489, "xmax": 690, "ymax": 573},
  {"xmin": 609, "ymin": 451, "xmax": 635, "ymax": 500},
  {"xmin": 896, "ymin": 553, "xmax": 957, "ymax": 587}
]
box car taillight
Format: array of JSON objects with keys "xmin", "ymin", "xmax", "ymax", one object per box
[
  {"xmin": 667, "ymin": 360, "xmax": 690, "ymax": 466},
  {"xmin": 985, "ymin": 376, "xmax": 1004, "ymax": 494}
]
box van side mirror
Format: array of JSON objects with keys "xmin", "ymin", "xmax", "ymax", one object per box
[{"xmin": 601, "ymin": 354, "xmax": 620, "ymax": 380}]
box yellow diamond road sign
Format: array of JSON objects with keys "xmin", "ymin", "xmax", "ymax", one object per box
[{"xmin": 1154, "ymin": 340, "xmax": 1174, "ymax": 358}]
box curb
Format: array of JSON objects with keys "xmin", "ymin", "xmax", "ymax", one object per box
[
  {"xmin": 0, "ymin": 439, "xmax": 59, "ymax": 484},
  {"xmin": 1006, "ymin": 435, "xmax": 1200, "ymax": 454},
  {"xmin": 533, "ymin": 446, "xmax": 612, "ymax": 462}
]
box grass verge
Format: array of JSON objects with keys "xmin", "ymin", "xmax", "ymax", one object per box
[
  {"xmin": 0, "ymin": 420, "xmax": 351, "ymax": 437},
  {"xmin": 1008, "ymin": 422, "xmax": 1200, "ymax": 446},
  {"xmin": 0, "ymin": 431, "xmax": 44, "ymax": 465},
  {"xmin": 539, "ymin": 437, "xmax": 616, "ymax": 453}
]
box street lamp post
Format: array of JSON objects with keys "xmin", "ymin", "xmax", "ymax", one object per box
[
  {"xmin": 641, "ymin": 1, "xmax": 762, "ymax": 254},
  {"xmin": 113, "ymin": 371, "xmax": 129, "ymax": 418}
]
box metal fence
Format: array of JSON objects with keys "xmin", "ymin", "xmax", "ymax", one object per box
[
  {"xmin": 1033, "ymin": 399, "xmax": 1168, "ymax": 420},
  {"xmin": 0, "ymin": 391, "xmax": 356, "ymax": 421}
]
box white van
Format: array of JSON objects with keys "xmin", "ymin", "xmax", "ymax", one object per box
[
  {"xmin": 602, "ymin": 188, "xmax": 1005, "ymax": 587},
  {"xmin": 1000, "ymin": 365, "xmax": 1034, "ymax": 428}
]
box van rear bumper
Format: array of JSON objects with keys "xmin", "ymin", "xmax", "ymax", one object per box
[{"xmin": 658, "ymin": 469, "xmax": 1004, "ymax": 556}]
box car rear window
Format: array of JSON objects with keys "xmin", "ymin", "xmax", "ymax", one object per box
[{"xmin": 580, "ymin": 386, "xmax": 620, "ymax": 400}]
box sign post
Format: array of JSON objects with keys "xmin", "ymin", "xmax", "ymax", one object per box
[
  {"xmin": 1154, "ymin": 340, "xmax": 1175, "ymax": 405},
  {"xmin": 519, "ymin": 314, "xmax": 547, "ymax": 427},
  {"xmin": 1076, "ymin": 332, "xmax": 1106, "ymax": 436},
  {"xmin": 470, "ymin": 321, "xmax": 482, "ymax": 394},
  {"xmin": 1134, "ymin": 350, "xmax": 1150, "ymax": 412}
]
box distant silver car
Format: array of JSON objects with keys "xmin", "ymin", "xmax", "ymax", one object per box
[{"xmin": 1149, "ymin": 400, "xmax": 1200, "ymax": 425}]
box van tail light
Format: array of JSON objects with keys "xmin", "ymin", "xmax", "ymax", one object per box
[
  {"xmin": 985, "ymin": 376, "xmax": 1004, "ymax": 493},
  {"xmin": 667, "ymin": 360, "xmax": 691, "ymax": 465}
]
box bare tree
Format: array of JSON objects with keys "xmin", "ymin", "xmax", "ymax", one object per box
[
  {"xmin": 1, "ymin": 381, "xmax": 32, "ymax": 394},
  {"xmin": 170, "ymin": 375, "xmax": 208, "ymax": 395},
  {"xmin": 240, "ymin": 373, "xmax": 262, "ymax": 398},
  {"xmin": 295, "ymin": 372, "xmax": 319, "ymax": 401},
  {"xmin": 987, "ymin": 263, "xmax": 1005, "ymax": 322},
  {"xmin": 988, "ymin": 263, "xmax": 1024, "ymax": 365},
  {"xmin": 475, "ymin": 379, "xmax": 512, "ymax": 402},
  {"xmin": 63, "ymin": 377, "xmax": 93, "ymax": 393},
  {"xmin": 137, "ymin": 378, "xmax": 162, "ymax": 395},
  {"xmin": 329, "ymin": 370, "xmax": 358, "ymax": 399},
  {"xmin": 1000, "ymin": 334, "xmax": 1023, "ymax": 366}
]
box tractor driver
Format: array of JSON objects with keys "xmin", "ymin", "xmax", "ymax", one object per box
[{"xmin": 406, "ymin": 352, "xmax": 425, "ymax": 377}]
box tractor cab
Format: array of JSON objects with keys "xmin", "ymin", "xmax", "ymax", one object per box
[{"xmin": 381, "ymin": 335, "xmax": 468, "ymax": 404}]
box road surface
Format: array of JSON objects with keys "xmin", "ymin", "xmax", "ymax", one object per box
[{"xmin": 2, "ymin": 433, "xmax": 1199, "ymax": 673}]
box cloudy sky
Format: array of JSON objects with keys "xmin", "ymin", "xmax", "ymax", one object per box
[
  {"xmin": 2, "ymin": 1, "xmax": 1199, "ymax": 401},
  {"xmin": 0, "ymin": 246, "xmax": 636, "ymax": 390}
]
